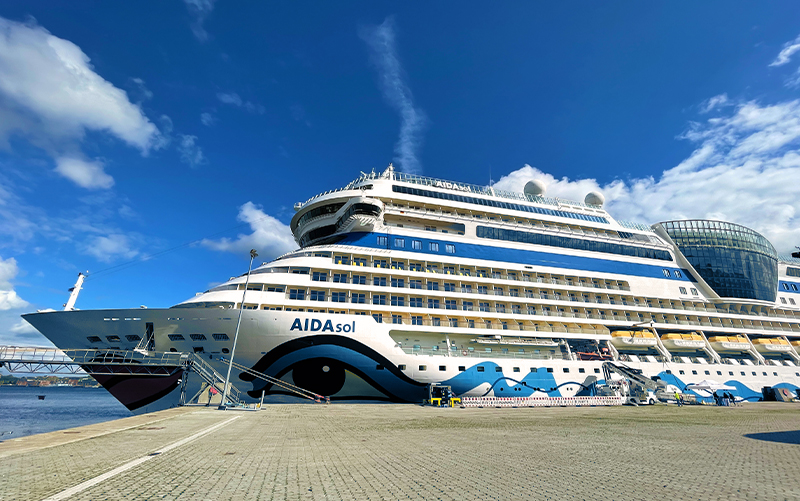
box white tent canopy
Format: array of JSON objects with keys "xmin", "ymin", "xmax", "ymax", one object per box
[{"xmin": 686, "ymin": 379, "xmax": 736, "ymax": 393}]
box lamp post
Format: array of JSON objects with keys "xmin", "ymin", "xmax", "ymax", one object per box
[{"xmin": 219, "ymin": 248, "xmax": 258, "ymax": 410}]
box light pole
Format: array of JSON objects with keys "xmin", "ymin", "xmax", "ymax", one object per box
[{"xmin": 219, "ymin": 248, "xmax": 258, "ymax": 410}]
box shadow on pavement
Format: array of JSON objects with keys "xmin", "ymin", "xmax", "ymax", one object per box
[{"xmin": 744, "ymin": 430, "xmax": 800, "ymax": 445}]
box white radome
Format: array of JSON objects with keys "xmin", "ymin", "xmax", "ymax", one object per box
[
  {"xmin": 584, "ymin": 191, "xmax": 605, "ymax": 206},
  {"xmin": 524, "ymin": 179, "xmax": 547, "ymax": 197}
]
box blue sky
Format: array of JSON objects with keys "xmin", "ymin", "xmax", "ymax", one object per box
[{"xmin": 1, "ymin": 2, "xmax": 800, "ymax": 346}]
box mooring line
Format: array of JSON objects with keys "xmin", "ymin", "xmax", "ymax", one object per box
[{"xmin": 41, "ymin": 415, "xmax": 240, "ymax": 501}]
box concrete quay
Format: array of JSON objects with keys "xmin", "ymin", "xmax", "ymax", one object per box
[{"xmin": 1, "ymin": 403, "xmax": 799, "ymax": 501}]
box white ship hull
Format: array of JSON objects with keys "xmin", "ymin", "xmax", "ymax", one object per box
[{"xmin": 23, "ymin": 307, "xmax": 800, "ymax": 412}]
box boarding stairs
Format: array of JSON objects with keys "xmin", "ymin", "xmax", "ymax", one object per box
[
  {"xmin": 602, "ymin": 362, "xmax": 659, "ymax": 391},
  {"xmin": 183, "ymin": 354, "xmax": 243, "ymax": 406}
]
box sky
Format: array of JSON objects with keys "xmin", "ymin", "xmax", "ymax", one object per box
[{"xmin": 1, "ymin": 2, "xmax": 800, "ymax": 347}]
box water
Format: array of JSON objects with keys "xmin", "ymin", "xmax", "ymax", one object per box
[{"xmin": 0, "ymin": 386, "xmax": 132, "ymax": 441}]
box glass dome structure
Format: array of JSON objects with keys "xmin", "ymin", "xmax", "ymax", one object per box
[{"xmin": 657, "ymin": 220, "xmax": 778, "ymax": 302}]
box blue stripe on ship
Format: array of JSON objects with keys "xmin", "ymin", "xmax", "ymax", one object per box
[{"xmin": 339, "ymin": 232, "xmax": 693, "ymax": 282}]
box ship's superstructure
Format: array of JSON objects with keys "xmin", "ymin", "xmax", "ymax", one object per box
[{"xmin": 23, "ymin": 166, "xmax": 800, "ymax": 411}]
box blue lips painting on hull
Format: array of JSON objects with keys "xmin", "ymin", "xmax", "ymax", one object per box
[
  {"xmin": 656, "ymin": 371, "xmax": 800, "ymax": 402},
  {"xmin": 440, "ymin": 362, "xmax": 569, "ymax": 397}
]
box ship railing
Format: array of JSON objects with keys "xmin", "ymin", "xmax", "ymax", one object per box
[
  {"xmin": 385, "ymin": 318, "xmax": 606, "ymax": 334},
  {"xmin": 399, "ymin": 345, "xmax": 569, "ymax": 360},
  {"xmin": 0, "ymin": 346, "xmax": 189, "ymax": 366},
  {"xmin": 393, "ymin": 171, "xmax": 601, "ymax": 210}
]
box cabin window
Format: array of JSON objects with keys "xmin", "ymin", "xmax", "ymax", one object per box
[
  {"xmin": 439, "ymin": 366, "xmax": 446, "ymax": 371},
  {"xmin": 446, "ymin": 244, "xmax": 456, "ymax": 254},
  {"xmin": 477, "ymin": 366, "xmax": 485, "ymax": 372},
  {"xmin": 394, "ymin": 238, "xmax": 405, "ymax": 248},
  {"xmin": 212, "ymin": 333, "xmax": 229, "ymax": 341},
  {"xmin": 412, "ymin": 240, "xmax": 422, "ymax": 250},
  {"xmin": 429, "ymin": 242, "xmax": 439, "ymax": 252},
  {"xmin": 398, "ymin": 365, "xmax": 406, "ymax": 370},
  {"xmin": 377, "ymin": 236, "xmax": 388, "ymax": 246},
  {"xmin": 418, "ymin": 365, "xmax": 426, "ymax": 371}
]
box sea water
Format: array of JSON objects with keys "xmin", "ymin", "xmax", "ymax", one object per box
[{"xmin": 0, "ymin": 386, "xmax": 132, "ymax": 440}]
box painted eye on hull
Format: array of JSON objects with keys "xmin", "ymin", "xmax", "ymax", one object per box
[
  {"xmin": 289, "ymin": 357, "xmax": 346, "ymax": 396},
  {"xmin": 239, "ymin": 335, "xmax": 428, "ymax": 402}
]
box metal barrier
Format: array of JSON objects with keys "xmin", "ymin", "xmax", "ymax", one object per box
[{"xmin": 460, "ymin": 396, "xmax": 626, "ymax": 408}]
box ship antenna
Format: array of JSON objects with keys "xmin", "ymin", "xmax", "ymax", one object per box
[{"xmin": 63, "ymin": 272, "xmax": 86, "ymax": 311}]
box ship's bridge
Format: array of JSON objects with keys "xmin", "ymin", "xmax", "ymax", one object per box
[{"xmin": 654, "ymin": 220, "xmax": 778, "ymax": 303}]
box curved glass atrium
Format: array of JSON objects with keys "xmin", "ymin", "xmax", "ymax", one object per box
[{"xmin": 658, "ymin": 220, "xmax": 778, "ymax": 302}]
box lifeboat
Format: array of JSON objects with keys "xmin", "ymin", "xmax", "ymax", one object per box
[
  {"xmin": 791, "ymin": 339, "xmax": 800, "ymax": 350},
  {"xmin": 751, "ymin": 337, "xmax": 793, "ymax": 354},
  {"xmin": 660, "ymin": 332, "xmax": 706, "ymax": 351},
  {"xmin": 610, "ymin": 330, "xmax": 657, "ymax": 349},
  {"xmin": 708, "ymin": 335, "xmax": 751, "ymax": 353}
]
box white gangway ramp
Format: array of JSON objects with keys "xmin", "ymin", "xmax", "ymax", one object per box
[{"xmin": 460, "ymin": 396, "xmax": 626, "ymax": 408}]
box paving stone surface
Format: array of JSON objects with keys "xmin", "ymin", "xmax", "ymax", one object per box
[{"xmin": 1, "ymin": 403, "xmax": 800, "ymax": 500}]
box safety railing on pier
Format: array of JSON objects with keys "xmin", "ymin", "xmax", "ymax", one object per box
[{"xmin": 460, "ymin": 396, "xmax": 626, "ymax": 408}]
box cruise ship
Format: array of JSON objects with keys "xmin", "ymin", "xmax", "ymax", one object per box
[{"xmin": 22, "ymin": 165, "xmax": 800, "ymax": 412}]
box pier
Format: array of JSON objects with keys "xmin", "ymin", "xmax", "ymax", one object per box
[{"xmin": 2, "ymin": 403, "xmax": 800, "ymax": 500}]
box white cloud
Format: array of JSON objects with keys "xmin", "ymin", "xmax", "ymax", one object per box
[
  {"xmin": 216, "ymin": 92, "xmax": 265, "ymax": 114},
  {"xmin": 700, "ymin": 93, "xmax": 729, "ymax": 114},
  {"xmin": 183, "ymin": 0, "xmax": 217, "ymax": 41},
  {"xmin": 10, "ymin": 318, "xmax": 37, "ymax": 334},
  {"xmin": 54, "ymin": 156, "xmax": 114, "ymax": 190},
  {"xmin": 130, "ymin": 77, "xmax": 153, "ymax": 102},
  {"xmin": 81, "ymin": 234, "xmax": 139, "ymax": 263},
  {"xmin": 202, "ymin": 202, "xmax": 296, "ymax": 259},
  {"xmin": 493, "ymin": 98, "xmax": 800, "ymax": 254},
  {"xmin": 769, "ymin": 34, "xmax": 800, "ymax": 67},
  {"xmin": 359, "ymin": 17, "xmax": 427, "ymax": 174},
  {"xmin": 200, "ymin": 112, "xmax": 216, "ymax": 126},
  {"xmin": 0, "ymin": 16, "xmax": 164, "ymax": 188},
  {"xmin": 217, "ymin": 92, "xmax": 242, "ymax": 106},
  {"xmin": 178, "ymin": 134, "xmax": 206, "ymax": 167},
  {"xmin": 0, "ymin": 256, "xmax": 28, "ymax": 311}
]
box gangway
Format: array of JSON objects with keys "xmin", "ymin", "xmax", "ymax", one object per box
[
  {"xmin": 219, "ymin": 357, "xmax": 327, "ymax": 403},
  {"xmin": 0, "ymin": 346, "xmax": 243, "ymax": 406},
  {"xmin": 602, "ymin": 362, "xmax": 658, "ymax": 391},
  {"xmin": 601, "ymin": 361, "xmax": 658, "ymax": 405},
  {"xmin": 181, "ymin": 354, "xmax": 242, "ymax": 407}
]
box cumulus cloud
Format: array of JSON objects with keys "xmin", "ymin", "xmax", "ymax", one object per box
[
  {"xmin": 202, "ymin": 202, "xmax": 296, "ymax": 259},
  {"xmin": 81, "ymin": 234, "xmax": 139, "ymax": 263},
  {"xmin": 54, "ymin": 157, "xmax": 114, "ymax": 189},
  {"xmin": 0, "ymin": 16, "xmax": 164, "ymax": 189},
  {"xmin": 178, "ymin": 134, "xmax": 206, "ymax": 167},
  {"xmin": 493, "ymin": 98, "xmax": 800, "ymax": 254},
  {"xmin": 360, "ymin": 17, "xmax": 427, "ymax": 174},
  {"xmin": 183, "ymin": 0, "xmax": 217, "ymax": 42},
  {"xmin": 0, "ymin": 256, "xmax": 28, "ymax": 310},
  {"xmin": 216, "ymin": 92, "xmax": 265, "ymax": 114}
]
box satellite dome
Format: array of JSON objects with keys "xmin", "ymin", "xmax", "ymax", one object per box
[
  {"xmin": 524, "ymin": 180, "xmax": 547, "ymax": 197},
  {"xmin": 584, "ymin": 191, "xmax": 605, "ymax": 207}
]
